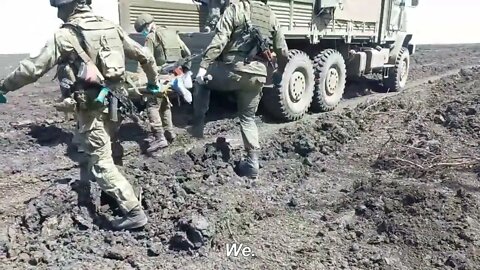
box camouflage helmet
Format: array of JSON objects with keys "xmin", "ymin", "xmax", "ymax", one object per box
[
  {"xmin": 135, "ymin": 13, "xmax": 154, "ymax": 33},
  {"xmin": 50, "ymin": 0, "xmax": 90, "ymax": 7}
]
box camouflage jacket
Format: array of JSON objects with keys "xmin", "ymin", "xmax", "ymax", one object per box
[
  {"xmin": 145, "ymin": 27, "xmax": 191, "ymax": 67},
  {"xmin": 1, "ymin": 7, "xmax": 158, "ymax": 93},
  {"xmin": 200, "ymin": 0, "xmax": 288, "ymax": 76}
]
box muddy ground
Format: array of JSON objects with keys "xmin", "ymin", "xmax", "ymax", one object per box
[{"xmin": 0, "ymin": 44, "xmax": 480, "ymax": 269}]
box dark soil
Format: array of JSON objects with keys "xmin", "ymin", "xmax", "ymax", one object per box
[{"xmin": 1, "ymin": 45, "xmax": 480, "ymax": 269}]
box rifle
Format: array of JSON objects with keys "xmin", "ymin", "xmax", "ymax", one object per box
[
  {"xmin": 160, "ymin": 53, "xmax": 204, "ymax": 75},
  {"xmin": 77, "ymin": 62, "xmax": 143, "ymax": 123},
  {"xmin": 244, "ymin": 26, "xmax": 276, "ymax": 69}
]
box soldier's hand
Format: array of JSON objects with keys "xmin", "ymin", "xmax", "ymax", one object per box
[
  {"xmin": 195, "ymin": 68, "xmax": 207, "ymax": 85},
  {"xmin": 0, "ymin": 92, "xmax": 6, "ymax": 104},
  {"xmin": 147, "ymin": 83, "xmax": 162, "ymax": 94},
  {"xmin": 0, "ymin": 80, "xmax": 7, "ymax": 104}
]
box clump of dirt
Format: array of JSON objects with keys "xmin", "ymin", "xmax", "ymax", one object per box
[
  {"xmin": 263, "ymin": 111, "xmax": 365, "ymax": 160},
  {"xmin": 374, "ymin": 66, "xmax": 480, "ymax": 177},
  {"xmin": 3, "ymin": 105, "xmax": 368, "ymax": 267},
  {"xmin": 337, "ymin": 175, "xmax": 480, "ymax": 269},
  {"xmin": 2, "ymin": 54, "xmax": 480, "ymax": 269}
]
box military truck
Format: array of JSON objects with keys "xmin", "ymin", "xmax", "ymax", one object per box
[{"xmin": 120, "ymin": 0, "xmax": 419, "ymax": 122}]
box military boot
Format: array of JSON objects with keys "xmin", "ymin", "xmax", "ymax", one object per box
[
  {"xmin": 189, "ymin": 116, "xmax": 205, "ymax": 138},
  {"xmin": 111, "ymin": 206, "xmax": 148, "ymax": 230},
  {"xmin": 165, "ymin": 129, "xmax": 176, "ymax": 142},
  {"xmin": 189, "ymin": 124, "xmax": 204, "ymax": 138},
  {"xmin": 147, "ymin": 131, "xmax": 168, "ymax": 153},
  {"xmin": 237, "ymin": 150, "xmax": 260, "ymax": 179}
]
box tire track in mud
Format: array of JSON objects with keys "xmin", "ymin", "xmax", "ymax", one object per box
[{"xmin": 149, "ymin": 65, "xmax": 479, "ymax": 158}]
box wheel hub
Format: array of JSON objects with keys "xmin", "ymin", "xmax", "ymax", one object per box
[
  {"xmin": 325, "ymin": 68, "xmax": 339, "ymax": 95},
  {"xmin": 289, "ymin": 71, "xmax": 306, "ymax": 102}
]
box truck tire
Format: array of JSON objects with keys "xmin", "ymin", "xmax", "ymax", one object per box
[
  {"xmin": 383, "ymin": 47, "xmax": 410, "ymax": 92},
  {"xmin": 311, "ymin": 49, "xmax": 347, "ymax": 112},
  {"xmin": 263, "ymin": 49, "xmax": 314, "ymax": 122}
]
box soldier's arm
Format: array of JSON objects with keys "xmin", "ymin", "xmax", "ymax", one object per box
[
  {"xmin": 270, "ymin": 12, "xmax": 289, "ymax": 69},
  {"xmin": 144, "ymin": 34, "xmax": 156, "ymax": 57},
  {"xmin": 117, "ymin": 27, "xmax": 158, "ymax": 84},
  {"xmin": 199, "ymin": 5, "xmax": 236, "ymax": 69},
  {"xmin": 1, "ymin": 37, "xmax": 61, "ymax": 92}
]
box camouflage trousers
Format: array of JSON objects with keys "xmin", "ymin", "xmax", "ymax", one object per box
[
  {"xmin": 193, "ymin": 62, "xmax": 265, "ymax": 151},
  {"xmin": 77, "ymin": 109, "xmax": 140, "ymax": 213},
  {"xmin": 146, "ymin": 96, "xmax": 174, "ymax": 135}
]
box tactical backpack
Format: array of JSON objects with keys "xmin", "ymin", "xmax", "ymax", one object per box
[
  {"xmin": 155, "ymin": 28, "xmax": 183, "ymax": 63},
  {"xmin": 63, "ymin": 15, "xmax": 126, "ymax": 81}
]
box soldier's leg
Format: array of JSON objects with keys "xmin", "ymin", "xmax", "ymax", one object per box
[
  {"xmin": 191, "ymin": 62, "xmax": 233, "ymax": 138},
  {"xmin": 235, "ymin": 73, "xmax": 265, "ymax": 178},
  {"xmin": 159, "ymin": 96, "xmax": 175, "ymax": 141},
  {"xmin": 192, "ymin": 83, "xmax": 211, "ymax": 138},
  {"xmin": 79, "ymin": 111, "xmax": 147, "ymax": 230},
  {"xmin": 146, "ymin": 98, "xmax": 168, "ymax": 152}
]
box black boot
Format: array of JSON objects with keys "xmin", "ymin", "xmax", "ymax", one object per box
[
  {"xmin": 189, "ymin": 124, "xmax": 204, "ymax": 138},
  {"xmin": 147, "ymin": 131, "xmax": 168, "ymax": 153},
  {"xmin": 237, "ymin": 150, "xmax": 260, "ymax": 179},
  {"xmin": 165, "ymin": 129, "xmax": 176, "ymax": 142},
  {"xmin": 111, "ymin": 206, "xmax": 148, "ymax": 230}
]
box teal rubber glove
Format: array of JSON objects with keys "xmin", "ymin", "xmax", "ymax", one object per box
[
  {"xmin": 0, "ymin": 81, "xmax": 7, "ymax": 104},
  {"xmin": 0, "ymin": 92, "xmax": 6, "ymax": 104},
  {"xmin": 147, "ymin": 83, "xmax": 162, "ymax": 94},
  {"xmin": 94, "ymin": 87, "xmax": 110, "ymax": 104}
]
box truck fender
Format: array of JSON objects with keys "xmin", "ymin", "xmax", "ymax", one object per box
[{"xmin": 388, "ymin": 33, "xmax": 414, "ymax": 64}]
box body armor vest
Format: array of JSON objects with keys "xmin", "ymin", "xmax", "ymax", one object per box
[
  {"xmin": 156, "ymin": 28, "xmax": 182, "ymax": 63},
  {"xmin": 249, "ymin": 1, "xmax": 273, "ymax": 46},
  {"xmin": 223, "ymin": 1, "xmax": 273, "ymax": 59},
  {"xmin": 63, "ymin": 14, "xmax": 126, "ymax": 81}
]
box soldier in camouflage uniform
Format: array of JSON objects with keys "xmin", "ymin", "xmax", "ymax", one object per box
[
  {"xmin": 0, "ymin": 0, "xmax": 160, "ymax": 230},
  {"xmin": 193, "ymin": 0, "xmax": 288, "ymax": 178},
  {"xmin": 134, "ymin": 13, "xmax": 192, "ymax": 153}
]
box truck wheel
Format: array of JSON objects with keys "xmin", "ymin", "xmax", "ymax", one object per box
[
  {"xmin": 311, "ymin": 49, "xmax": 347, "ymax": 112},
  {"xmin": 264, "ymin": 49, "xmax": 314, "ymax": 122},
  {"xmin": 383, "ymin": 47, "xmax": 410, "ymax": 92}
]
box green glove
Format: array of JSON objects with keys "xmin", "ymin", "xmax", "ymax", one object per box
[
  {"xmin": 0, "ymin": 93, "xmax": 6, "ymax": 104},
  {"xmin": 0, "ymin": 81, "xmax": 7, "ymax": 104},
  {"xmin": 147, "ymin": 83, "xmax": 162, "ymax": 94}
]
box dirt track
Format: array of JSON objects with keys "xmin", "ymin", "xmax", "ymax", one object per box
[{"xmin": 0, "ymin": 44, "xmax": 480, "ymax": 269}]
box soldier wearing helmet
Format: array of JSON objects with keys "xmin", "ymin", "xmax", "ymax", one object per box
[
  {"xmin": 192, "ymin": 0, "xmax": 288, "ymax": 179},
  {"xmin": 134, "ymin": 13, "xmax": 192, "ymax": 153},
  {"xmin": 0, "ymin": 0, "xmax": 160, "ymax": 230}
]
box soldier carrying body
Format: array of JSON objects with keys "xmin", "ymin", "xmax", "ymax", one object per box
[
  {"xmin": 134, "ymin": 13, "xmax": 193, "ymax": 153},
  {"xmin": 0, "ymin": 0, "xmax": 161, "ymax": 230},
  {"xmin": 192, "ymin": 0, "xmax": 289, "ymax": 179}
]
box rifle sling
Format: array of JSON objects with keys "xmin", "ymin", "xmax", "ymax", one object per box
[{"xmin": 65, "ymin": 24, "xmax": 106, "ymax": 83}]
